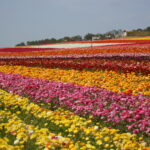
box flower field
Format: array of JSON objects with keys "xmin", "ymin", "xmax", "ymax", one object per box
[{"xmin": 0, "ymin": 37, "xmax": 150, "ymax": 150}]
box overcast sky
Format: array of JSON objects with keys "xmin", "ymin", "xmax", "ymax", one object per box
[{"xmin": 0, "ymin": 0, "xmax": 150, "ymax": 47}]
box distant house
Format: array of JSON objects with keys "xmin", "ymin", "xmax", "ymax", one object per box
[
  {"xmin": 115, "ymin": 30, "xmax": 127, "ymax": 38},
  {"xmin": 91, "ymin": 30, "xmax": 128, "ymax": 41},
  {"xmin": 122, "ymin": 30, "xmax": 127, "ymax": 37},
  {"xmin": 92, "ymin": 36, "xmax": 100, "ymax": 41}
]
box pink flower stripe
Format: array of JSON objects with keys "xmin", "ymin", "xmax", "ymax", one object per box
[
  {"xmin": 0, "ymin": 47, "xmax": 61, "ymax": 53},
  {"xmin": 0, "ymin": 72, "xmax": 149, "ymax": 135},
  {"xmin": 0, "ymin": 52, "xmax": 149, "ymax": 59}
]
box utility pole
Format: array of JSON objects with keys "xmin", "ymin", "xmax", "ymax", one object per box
[{"xmin": 91, "ymin": 37, "xmax": 93, "ymax": 49}]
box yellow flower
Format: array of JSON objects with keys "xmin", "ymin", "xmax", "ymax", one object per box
[
  {"xmin": 104, "ymin": 144, "xmax": 109, "ymax": 148},
  {"xmin": 104, "ymin": 136, "xmax": 110, "ymax": 142},
  {"xmin": 96, "ymin": 140, "xmax": 102, "ymax": 145}
]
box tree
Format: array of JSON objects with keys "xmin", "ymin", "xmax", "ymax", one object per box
[
  {"xmin": 136, "ymin": 28, "xmax": 143, "ymax": 32},
  {"xmin": 145, "ymin": 26, "xmax": 150, "ymax": 32},
  {"xmin": 16, "ymin": 42, "xmax": 26, "ymax": 46},
  {"xmin": 84, "ymin": 33, "xmax": 94, "ymax": 41},
  {"xmin": 50, "ymin": 38, "xmax": 57, "ymax": 43},
  {"xmin": 71, "ymin": 35, "xmax": 82, "ymax": 41},
  {"xmin": 63, "ymin": 36, "xmax": 71, "ymax": 42}
]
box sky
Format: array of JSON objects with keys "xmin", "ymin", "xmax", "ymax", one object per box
[{"xmin": 0, "ymin": 0, "xmax": 150, "ymax": 47}]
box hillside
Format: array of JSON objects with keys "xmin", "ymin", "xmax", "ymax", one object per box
[{"xmin": 127, "ymin": 31, "xmax": 150, "ymax": 37}]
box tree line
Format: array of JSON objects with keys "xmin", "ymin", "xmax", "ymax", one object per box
[{"xmin": 16, "ymin": 26, "xmax": 150, "ymax": 46}]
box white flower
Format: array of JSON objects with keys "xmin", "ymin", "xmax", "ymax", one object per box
[
  {"xmin": 47, "ymin": 112, "xmax": 52, "ymax": 115},
  {"xmin": 126, "ymin": 132, "xmax": 132, "ymax": 136},
  {"xmin": 141, "ymin": 142, "xmax": 146, "ymax": 146},
  {"xmin": 14, "ymin": 138, "xmax": 20, "ymax": 144},
  {"xmin": 17, "ymin": 97, "xmax": 21, "ymax": 100},
  {"xmin": 94, "ymin": 126, "xmax": 99, "ymax": 130},
  {"xmin": 28, "ymin": 129, "xmax": 34, "ymax": 134},
  {"xmin": 57, "ymin": 135, "xmax": 62, "ymax": 139}
]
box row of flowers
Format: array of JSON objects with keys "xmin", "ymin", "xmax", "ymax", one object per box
[
  {"xmin": 0, "ymin": 47, "xmax": 59, "ymax": 53},
  {"xmin": 0, "ymin": 105, "xmax": 76, "ymax": 149},
  {"xmin": 0, "ymin": 43, "xmax": 149, "ymax": 53},
  {"xmin": 0, "ymin": 65, "xmax": 149, "ymax": 96},
  {"xmin": 0, "ymin": 43, "xmax": 149, "ymax": 57},
  {"xmin": 78, "ymin": 37, "xmax": 150, "ymax": 44},
  {"xmin": 0, "ymin": 58, "xmax": 149, "ymax": 74},
  {"xmin": 0, "ymin": 71, "xmax": 149, "ymax": 135},
  {"xmin": 0, "ymin": 53, "xmax": 149, "ymax": 60},
  {"xmin": 0, "ymin": 89, "xmax": 149, "ymax": 149},
  {"xmin": 0, "ymin": 37, "xmax": 149, "ymax": 150}
]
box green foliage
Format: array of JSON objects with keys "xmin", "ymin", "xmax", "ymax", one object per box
[
  {"xmin": 127, "ymin": 31, "xmax": 150, "ymax": 37},
  {"xmin": 16, "ymin": 42, "xmax": 26, "ymax": 46},
  {"xmin": 84, "ymin": 33, "xmax": 94, "ymax": 41},
  {"xmin": 15, "ymin": 26, "xmax": 150, "ymax": 46},
  {"xmin": 127, "ymin": 26, "xmax": 150, "ymax": 37}
]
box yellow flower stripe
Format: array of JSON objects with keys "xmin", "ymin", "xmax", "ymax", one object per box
[
  {"xmin": 122, "ymin": 37, "xmax": 150, "ymax": 40},
  {"xmin": 0, "ymin": 138, "xmax": 21, "ymax": 150},
  {"xmin": 0, "ymin": 111, "xmax": 76, "ymax": 150},
  {"xmin": 0, "ymin": 90, "xmax": 92, "ymax": 149},
  {"xmin": 0, "ymin": 89, "xmax": 147, "ymax": 150},
  {"xmin": 0, "ymin": 65, "xmax": 149, "ymax": 95}
]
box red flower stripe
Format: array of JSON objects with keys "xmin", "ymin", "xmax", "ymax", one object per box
[
  {"xmin": 0, "ymin": 58, "xmax": 149, "ymax": 74},
  {"xmin": 0, "ymin": 44, "xmax": 149, "ymax": 57}
]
